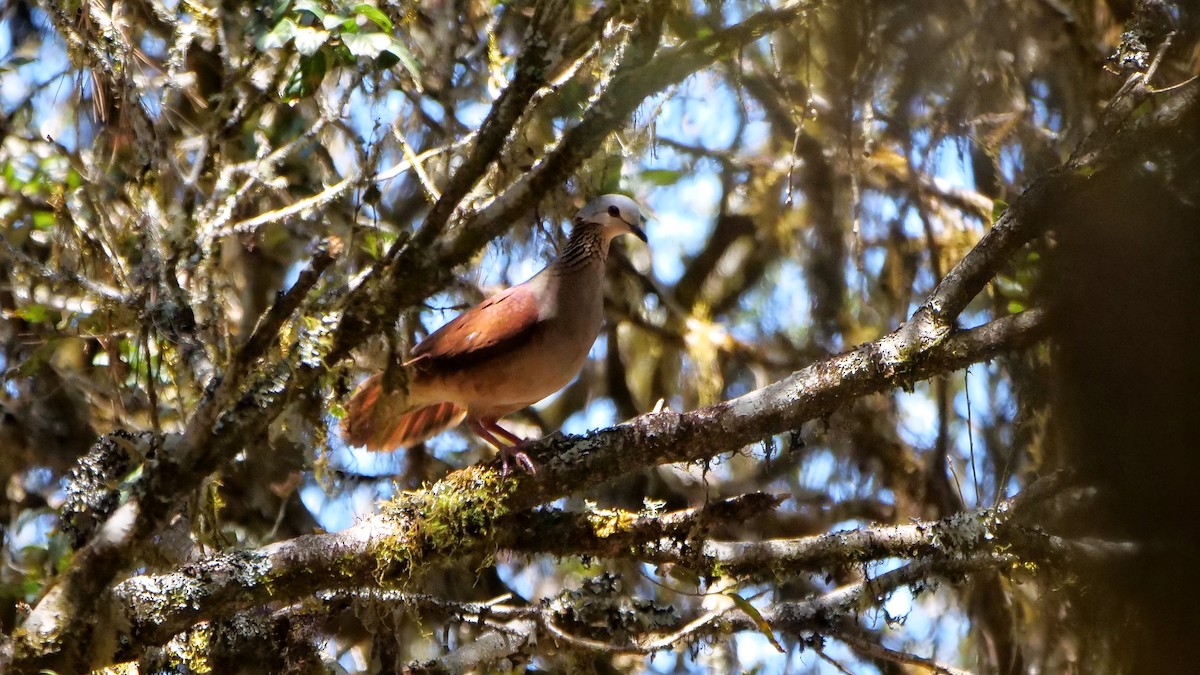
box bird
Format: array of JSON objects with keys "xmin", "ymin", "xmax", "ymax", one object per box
[{"xmin": 341, "ymin": 194, "xmax": 647, "ymax": 475}]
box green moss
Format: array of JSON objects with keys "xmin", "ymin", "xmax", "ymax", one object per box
[
  {"xmin": 182, "ymin": 624, "xmax": 214, "ymax": 672},
  {"xmin": 584, "ymin": 503, "xmax": 639, "ymax": 539},
  {"xmin": 371, "ymin": 466, "xmax": 517, "ymax": 582},
  {"xmin": 149, "ymin": 623, "xmax": 213, "ymax": 673},
  {"xmin": 11, "ymin": 625, "xmax": 62, "ymax": 660}
]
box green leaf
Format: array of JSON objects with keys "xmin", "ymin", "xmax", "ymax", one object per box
[
  {"xmin": 343, "ymin": 31, "xmax": 391, "ymax": 59},
  {"xmin": 991, "ymin": 198, "xmax": 1009, "ymax": 222},
  {"xmin": 12, "ymin": 304, "xmax": 58, "ymax": 324},
  {"xmin": 284, "ymin": 51, "xmax": 328, "ymax": 100},
  {"xmin": 642, "ymin": 168, "xmax": 686, "ymax": 186},
  {"xmin": 32, "ymin": 210, "xmax": 55, "ymax": 230},
  {"xmin": 16, "ymin": 342, "xmax": 56, "ymax": 376},
  {"xmin": 259, "ymin": 17, "xmax": 298, "ymax": 50},
  {"xmin": 293, "ymin": 26, "xmax": 329, "ymax": 55},
  {"xmin": 292, "ymin": 0, "xmax": 325, "ymax": 20},
  {"xmin": 329, "ymin": 42, "xmax": 355, "ymax": 65},
  {"xmin": 48, "ymin": 531, "xmax": 74, "ymax": 573},
  {"xmin": 376, "ymin": 48, "xmax": 399, "ymax": 69},
  {"xmin": 359, "ymin": 231, "xmax": 379, "ymax": 259},
  {"xmin": 353, "ymin": 4, "xmax": 393, "ymax": 32},
  {"xmin": 323, "ymin": 13, "xmax": 349, "ymax": 31},
  {"xmin": 383, "ymin": 39, "xmax": 421, "ymax": 80},
  {"xmin": 23, "ymin": 578, "xmax": 47, "ymax": 603},
  {"xmin": 726, "ymin": 594, "xmax": 784, "ymax": 653},
  {"xmin": 269, "ymin": 0, "xmax": 292, "ymax": 20},
  {"xmin": 600, "ymin": 157, "xmax": 623, "ymax": 193}
]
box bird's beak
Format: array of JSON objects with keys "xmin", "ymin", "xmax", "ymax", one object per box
[{"xmin": 629, "ymin": 215, "xmax": 648, "ymax": 243}]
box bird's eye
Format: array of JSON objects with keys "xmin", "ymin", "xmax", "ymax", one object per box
[{"xmin": 607, "ymin": 205, "xmax": 621, "ymax": 217}]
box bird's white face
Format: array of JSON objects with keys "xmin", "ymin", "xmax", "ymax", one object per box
[{"xmin": 576, "ymin": 194, "xmax": 648, "ymax": 243}]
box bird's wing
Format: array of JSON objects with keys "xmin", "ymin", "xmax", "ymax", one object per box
[
  {"xmin": 407, "ymin": 284, "xmax": 541, "ymax": 369},
  {"xmin": 341, "ymin": 373, "xmax": 466, "ymax": 450}
]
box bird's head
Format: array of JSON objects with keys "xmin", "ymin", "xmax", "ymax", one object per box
[{"xmin": 575, "ymin": 194, "xmax": 648, "ymax": 245}]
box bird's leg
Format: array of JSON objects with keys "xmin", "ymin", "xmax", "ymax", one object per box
[
  {"xmin": 487, "ymin": 420, "xmax": 537, "ymax": 475},
  {"xmin": 466, "ymin": 418, "xmax": 537, "ymax": 476},
  {"xmin": 487, "ymin": 422, "xmax": 525, "ymax": 446}
]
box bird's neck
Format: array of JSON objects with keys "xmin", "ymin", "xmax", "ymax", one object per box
[{"xmin": 550, "ymin": 224, "xmax": 606, "ymax": 275}]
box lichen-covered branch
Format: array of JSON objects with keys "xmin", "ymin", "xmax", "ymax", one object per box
[
  {"xmin": 404, "ymin": 0, "xmax": 571, "ymax": 251},
  {"xmin": 95, "ymin": 307, "xmax": 1048, "ymax": 657},
  {"xmin": 12, "ymin": 246, "xmax": 343, "ymax": 670},
  {"xmin": 516, "ymin": 308, "xmax": 1048, "ymax": 509},
  {"xmin": 438, "ymin": 0, "xmax": 826, "ymax": 267},
  {"xmin": 503, "ymin": 474, "xmax": 1092, "ymax": 581},
  {"xmin": 402, "ymin": 551, "xmax": 1031, "ymax": 671}
]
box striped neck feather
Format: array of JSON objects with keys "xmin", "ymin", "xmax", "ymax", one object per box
[{"xmin": 551, "ymin": 222, "xmax": 605, "ymax": 273}]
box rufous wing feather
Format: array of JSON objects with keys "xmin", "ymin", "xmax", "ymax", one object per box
[
  {"xmin": 341, "ymin": 373, "xmax": 386, "ymax": 448},
  {"xmin": 381, "ymin": 401, "xmax": 467, "ymax": 449},
  {"xmin": 407, "ymin": 285, "xmax": 540, "ymax": 369},
  {"xmin": 341, "ymin": 374, "xmax": 467, "ymax": 451}
]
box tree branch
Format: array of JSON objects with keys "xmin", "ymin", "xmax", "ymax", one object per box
[
  {"xmin": 518, "ymin": 308, "xmax": 1048, "ymax": 509},
  {"xmin": 838, "ymin": 631, "xmax": 973, "ymax": 675},
  {"xmin": 404, "ymin": 0, "xmax": 570, "ymax": 251},
  {"xmin": 98, "ymin": 308, "xmax": 1047, "ymax": 656},
  {"xmin": 12, "ymin": 244, "xmax": 341, "ymax": 670},
  {"xmin": 493, "ymin": 474, "xmax": 1109, "ymax": 585},
  {"xmin": 408, "ymin": 552, "xmax": 1021, "ymax": 667},
  {"xmin": 439, "ymin": 0, "xmax": 823, "ymax": 266}
]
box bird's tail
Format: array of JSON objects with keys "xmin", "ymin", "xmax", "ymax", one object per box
[{"xmin": 341, "ymin": 373, "xmax": 466, "ymax": 450}]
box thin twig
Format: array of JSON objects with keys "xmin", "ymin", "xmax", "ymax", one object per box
[
  {"xmin": 227, "ymin": 173, "xmax": 361, "ymax": 234},
  {"xmin": 839, "ymin": 632, "xmax": 973, "ymax": 675}
]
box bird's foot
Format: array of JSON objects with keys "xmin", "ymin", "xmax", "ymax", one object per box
[
  {"xmin": 466, "ymin": 417, "xmax": 538, "ymax": 476},
  {"xmin": 498, "ymin": 443, "xmax": 537, "ymax": 476}
]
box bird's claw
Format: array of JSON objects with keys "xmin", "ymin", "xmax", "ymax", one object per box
[{"xmin": 499, "ymin": 444, "xmax": 537, "ymax": 476}]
